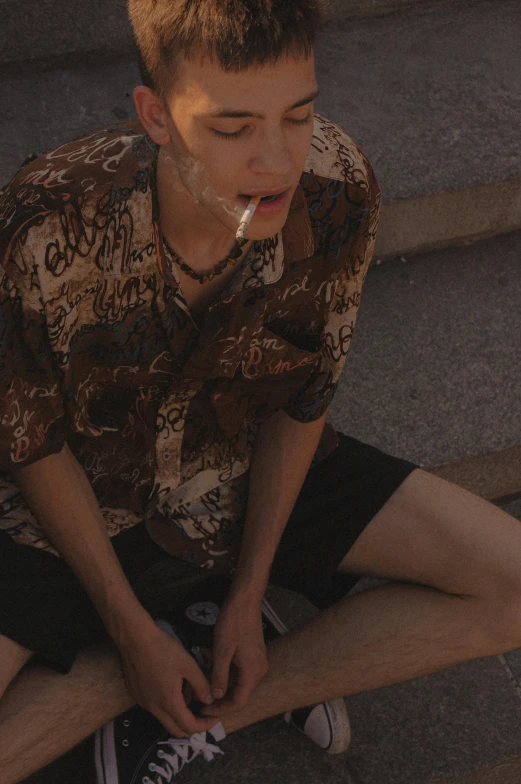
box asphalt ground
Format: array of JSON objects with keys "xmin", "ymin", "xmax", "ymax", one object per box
[{"xmin": 330, "ymin": 230, "xmax": 521, "ymax": 480}]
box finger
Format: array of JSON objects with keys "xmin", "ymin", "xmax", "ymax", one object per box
[
  {"xmin": 211, "ymin": 645, "xmax": 235, "ymax": 700},
  {"xmin": 182, "ymin": 680, "xmax": 195, "ymax": 705},
  {"xmin": 200, "ymin": 669, "xmax": 241, "ymax": 716},
  {"xmin": 201, "ymin": 648, "xmax": 267, "ymax": 717},
  {"xmin": 200, "ymin": 699, "xmax": 240, "ymax": 718},
  {"xmin": 151, "ymin": 674, "xmax": 215, "ymax": 736},
  {"xmin": 185, "ymin": 658, "xmax": 214, "ymax": 706},
  {"xmin": 201, "ymin": 690, "xmax": 248, "ymax": 716},
  {"xmin": 158, "ymin": 696, "xmax": 220, "ymax": 737},
  {"xmin": 221, "ymin": 658, "xmax": 263, "ymax": 712}
]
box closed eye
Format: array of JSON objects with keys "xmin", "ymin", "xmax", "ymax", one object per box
[
  {"xmin": 212, "ymin": 113, "xmax": 313, "ymax": 141},
  {"xmin": 288, "ymin": 114, "xmax": 313, "ymax": 125},
  {"xmin": 212, "ymin": 128, "xmax": 246, "ymax": 140}
]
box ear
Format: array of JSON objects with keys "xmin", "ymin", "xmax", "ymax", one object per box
[{"xmin": 133, "ymin": 85, "xmax": 171, "ymax": 145}]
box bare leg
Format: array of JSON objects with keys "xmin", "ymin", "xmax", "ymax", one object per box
[
  {"xmin": 220, "ymin": 470, "xmax": 521, "ymax": 731},
  {"xmin": 222, "ymin": 581, "xmax": 517, "ymax": 733},
  {"xmin": 0, "ymin": 640, "xmax": 133, "ymax": 784},
  {"xmin": 0, "ymin": 635, "xmax": 33, "ymax": 696},
  {"xmin": 1, "ymin": 582, "xmax": 518, "ymax": 782},
  {"xmin": 2, "ymin": 471, "xmax": 521, "ymax": 782}
]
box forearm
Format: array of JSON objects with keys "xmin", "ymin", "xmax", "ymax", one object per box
[
  {"xmin": 12, "ymin": 444, "xmax": 150, "ymax": 643},
  {"xmin": 232, "ymin": 409, "xmax": 328, "ymax": 601}
]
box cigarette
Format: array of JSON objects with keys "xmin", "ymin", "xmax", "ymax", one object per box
[{"xmin": 236, "ymin": 195, "xmax": 262, "ymax": 241}]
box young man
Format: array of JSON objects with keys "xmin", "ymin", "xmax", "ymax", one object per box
[{"xmin": 1, "ymin": 1, "xmax": 521, "ymax": 781}]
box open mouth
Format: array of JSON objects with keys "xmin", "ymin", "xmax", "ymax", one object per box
[
  {"xmin": 237, "ymin": 189, "xmax": 290, "ymax": 217},
  {"xmin": 240, "ymin": 191, "xmax": 287, "ymax": 203},
  {"xmin": 257, "ymin": 193, "xmax": 281, "ymax": 202}
]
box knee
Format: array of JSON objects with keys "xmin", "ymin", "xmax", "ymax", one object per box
[
  {"xmin": 0, "ymin": 638, "xmax": 34, "ymax": 700},
  {"xmin": 477, "ymin": 592, "xmax": 521, "ymax": 653},
  {"xmin": 0, "ymin": 670, "xmax": 16, "ymax": 704}
]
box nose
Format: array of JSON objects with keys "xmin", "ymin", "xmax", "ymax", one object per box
[{"xmin": 249, "ymin": 127, "xmax": 293, "ymax": 179}]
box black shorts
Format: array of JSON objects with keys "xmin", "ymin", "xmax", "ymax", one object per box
[{"xmin": 0, "ymin": 433, "xmax": 418, "ymax": 674}]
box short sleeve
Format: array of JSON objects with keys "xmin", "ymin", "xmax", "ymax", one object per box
[
  {"xmin": 283, "ymin": 167, "xmax": 381, "ymax": 423},
  {"xmin": 0, "ymin": 243, "xmax": 67, "ymax": 469}
]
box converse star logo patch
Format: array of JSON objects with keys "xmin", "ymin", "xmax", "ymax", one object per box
[{"xmin": 185, "ymin": 601, "xmax": 220, "ymax": 626}]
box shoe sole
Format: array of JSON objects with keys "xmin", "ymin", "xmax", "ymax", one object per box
[
  {"xmin": 261, "ymin": 595, "xmax": 289, "ymax": 635},
  {"xmin": 94, "ymin": 721, "xmax": 117, "ymax": 784},
  {"xmin": 262, "ymin": 597, "xmax": 351, "ymax": 755},
  {"xmin": 318, "ymin": 699, "xmax": 351, "ymax": 755}
]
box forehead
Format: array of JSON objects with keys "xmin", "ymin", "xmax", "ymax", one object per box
[{"xmin": 169, "ymin": 53, "xmax": 317, "ymax": 112}]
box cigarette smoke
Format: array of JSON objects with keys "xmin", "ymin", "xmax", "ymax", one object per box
[{"xmin": 163, "ymin": 151, "xmax": 244, "ymax": 226}]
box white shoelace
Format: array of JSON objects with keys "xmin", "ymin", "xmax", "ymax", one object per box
[{"xmin": 142, "ymin": 731, "xmax": 224, "ymax": 783}]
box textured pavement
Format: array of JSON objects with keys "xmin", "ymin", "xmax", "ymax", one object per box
[
  {"xmin": 316, "ymin": 0, "xmax": 521, "ymax": 202},
  {"xmin": 329, "ymin": 230, "xmax": 521, "ymax": 468},
  {"xmin": 0, "ymin": 0, "xmax": 465, "ymax": 67}
]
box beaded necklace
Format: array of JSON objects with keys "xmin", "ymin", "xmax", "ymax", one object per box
[{"xmin": 162, "ymin": 234, "xmax": 249, "ymax": 285}]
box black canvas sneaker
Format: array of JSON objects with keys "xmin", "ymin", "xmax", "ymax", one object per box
[
  {"xmin": 283, "ymin": 701, "xmax": 351, "ymax": 755},
  {"xmin": 95, "ymin": 575, "xmax": 351, "ymax": 782},
  {"xmin": 95, "ymin": 699, "xmax": 225, "ymax": 783},
  {"xmin": 94, "ymin": 619, "xmax": 225, "ymax": 784},
  {"xmin": 260, "ymin": 589, "xmax": 351, "ymax": 755},
  {"xmin": 171, "ymin": 575, "xmax": 351, "ymax": 755}
]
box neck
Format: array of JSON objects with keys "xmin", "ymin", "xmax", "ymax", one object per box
[{"xmin": 156, "ymin": 146, "xmax": 241, "ymax": 269}]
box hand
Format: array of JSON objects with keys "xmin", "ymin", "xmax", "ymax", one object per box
[
  {"xmin": 118, "ymin": 616, "xmax": 218, "ymax": 737},
  {"xmin": 200, "ymin": 592, "xmax": 269, "ymax": 718}
]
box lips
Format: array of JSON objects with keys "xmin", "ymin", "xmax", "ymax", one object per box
[
  {"xmin": 257, "ymin": 194, "xmax": 280, "ymax": 202},
  {"xmin": 238, "ymin": 188, "xmax": 291, "ymax": 217},
  {"xmin": 239, "ymin": 189, "xmax": 290, "ymax": 201}
]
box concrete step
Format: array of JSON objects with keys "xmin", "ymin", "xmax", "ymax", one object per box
[
  {"xmin": 327, "ymin": 0, "xmax": 455, "ymax": 21},
  {"xmin": 329, "ymin": 229, "xmax": 521, "ymax": 494},
  {"xmin": 0, "ymin": 0, "xmax": 134, "ymax": 66},
  {"xmin": 315, "ymin": 0, "xmax": 521, "ymax": 258},
  {"xmin": 1, "ymin": 0, "xmax": 519, "ymax": 260},
  {"xmin": 0, "ymin": 0, "xmax": 447, "ymax": 67}
]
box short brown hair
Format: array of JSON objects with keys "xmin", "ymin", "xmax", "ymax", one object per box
[{"xmin": 128, "ymin": 0, "xmax": 322, "ymax": 99}]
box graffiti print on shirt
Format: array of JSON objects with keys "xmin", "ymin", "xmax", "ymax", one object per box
[{"xmin": 0, "ymin": 116, "xmax": 380, "ymax": 568}]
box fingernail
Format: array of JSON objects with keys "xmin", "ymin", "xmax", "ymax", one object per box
[
  {"xmin": 213, "ymin": 688, "xmax": 225, "ymax": 699},
  {"xmin": 203, "ymin": 694, "xmax": 214, "ymax": 705}
]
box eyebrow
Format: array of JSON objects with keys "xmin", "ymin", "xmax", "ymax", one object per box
[{"xmin": 210, "ymin": 89, "xmax": 320, "ymax": 119}]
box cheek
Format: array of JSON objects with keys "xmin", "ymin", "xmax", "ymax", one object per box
[
  {"xmin": 177, "ymin": 156, "xmax": 209, "ymax": 195},
  {"xmin": 201, "ymin": 149, "xmax": 247, "ymax": 197},
  {"xmin": 295, "ymin": 129, "xmax": 314, "ymax": 168},
  {"xmin": 174, "ymin": 144, "xmax": 236, "ymax": 199}
]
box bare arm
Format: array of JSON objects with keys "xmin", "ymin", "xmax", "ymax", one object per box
[
  {"xmin": 12, "ymin": 444, "xmax": 216, "ymax": 736},
  {"xmin": 12, "ymin": 443, "xmax": 150, "ymax": 643},
  {"xmin": 204, "ymin": 408, "xmax": 328, "ymax": 713},
  {"xmin": 233, "ymin": 407, "xmax": 328, "ymax": 602}
]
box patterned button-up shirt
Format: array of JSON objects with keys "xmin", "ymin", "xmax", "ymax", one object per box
[{"xmin": 0, "ymin": 114, "xmax": 380, "ymax": 571}]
